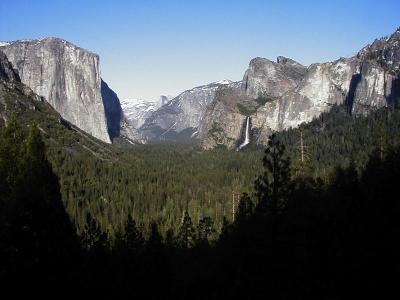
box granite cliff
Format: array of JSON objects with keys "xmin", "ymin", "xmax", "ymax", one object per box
[{"xmin": 0, "ymin": 38, "xmax": 114, "ymax": 143}]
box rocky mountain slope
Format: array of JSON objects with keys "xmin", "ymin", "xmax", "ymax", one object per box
[
  {"xmin": 121, "ymin": 96, "xmax": 170, "ymax": 129},
  {"xmin": 140, "ymin": 80, "xmax": 240, "ymax": 142},
  {"xmin": 199, "ymin": 28, "xmax": 400, "ymax": 149},
  {"xmin": 0, "ymin": 38, "xmax": 119, "ymax": 143}
]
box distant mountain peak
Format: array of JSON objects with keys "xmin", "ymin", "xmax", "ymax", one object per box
[
  {"xmin": 213, "ymin": 79, "xmax": 233, "ymax": 85},
  {"xmin": 120, "ymin": 96, "xmax": 171, "ymax": 129}
]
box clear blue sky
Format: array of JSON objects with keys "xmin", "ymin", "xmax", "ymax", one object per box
[{"xmin": 1, "ymin": 0, "xmax": 399, "ymax": 100}]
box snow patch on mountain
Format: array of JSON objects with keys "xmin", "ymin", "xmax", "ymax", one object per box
[{"xmin": 121, "ymin": 95, "xmax": 172, "ymax": 129}]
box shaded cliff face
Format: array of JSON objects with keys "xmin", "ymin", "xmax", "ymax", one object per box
[
  {"xmin": 101, "ymin": 80, "xmax": 123, "ymax": 140},
  {"xmin": 199, "ymin": 28, "xmax": 400, "ymax": 149},
  {"xmin": 0, "ymin": 38, "xmax": 111, "ymax": 143}
]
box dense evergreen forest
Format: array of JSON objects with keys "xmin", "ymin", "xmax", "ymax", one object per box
[
  {"xmin": 48, "ymin": 143, "xmax": 262, "ymax": 238},
  {"xmin": 1, "ymin": 109, "xmax": 399, "ymax": 298},
  {"xmin": 49, "ymin": 103, "xmax": 400, "ymax": 240},
  {"xmin": 1, "ymin": 85, "xmax": 400, "ymax": 297}
]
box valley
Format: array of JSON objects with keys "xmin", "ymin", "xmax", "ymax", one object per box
[{"xmin": 1, "ymin": 10, "xmax": 400, "ymax": 297}]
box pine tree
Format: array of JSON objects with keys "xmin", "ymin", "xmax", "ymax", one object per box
[
  {"xmin": 164, "ymin": 228, "xmax": 175, "ymax": 248},
  {"xmin": 235, "ymin": 193, "xmax": 254, "ymax": 225},
  {"xmin": 123, "ymin": 215, "xmax": 143, "ymax": 253},
  {"xmin": 197, "ymin": 216, "xmax": 215, "ymax": 244},
  {"xmin": 177, "ymin": 210, "xmax": 196, "ymax": 248},
  {"xmin": 218, "ymin": 216, "xmax": 231, "ymax": 245},
  {"xmin": 146, "ymin": 222, "xmax": 163, "ymax": 251},
  {"xmin": 81, "ymin": 213, "xmax": 108, "ymax": 252},
  {"xmin": 255, "ymin": 134, "xmax": 291, "ymax": 215},
  {"xmin": 0, "ymin": 115, "xmax": 24, "ymax": 199},
  {"xmin": 0, "ymin": 121, "xmax": 78, "ymax": 285}
]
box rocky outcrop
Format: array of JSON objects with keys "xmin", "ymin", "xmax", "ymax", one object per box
[
  {"xmin": 0, "ymin": 52, "xmax": 47, "ymax": 126},
  {"xmin": 0, "ymin": 50, "xmax": 20, "ymax": 112},
  {"xmin": 198, "ymin": 85, "xmax": 254, "ymax": 149},
  {"xmin": 0, "ymin": 38, "xmax": 112, "ymax": 143},
  {"xmin": 0, "ymin": 50, "xmax": 20, "ymax": 83},
  {"xmin": 242, "ymin": 56, "xmax": 307, "ymax": 98},
  {"xmin": 357, "ymin": 28, "xmax": 400, "ymax": 74},
  {"xmin": 0, "ymin": 50, "xmax": 43, "ymax": 108},
  {"xmin": 199, "ymin": 28, "xmax": 400, "ymax": 150}
]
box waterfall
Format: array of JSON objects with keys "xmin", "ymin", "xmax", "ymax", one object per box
[{"xmin": 237, "ymin": 116, "xmax": 250, "ymax": 150}]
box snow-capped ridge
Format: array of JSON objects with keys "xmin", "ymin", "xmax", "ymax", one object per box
[
  {"xmin": 213, "ymin": 79, "xmax": 233, "ymax": 85},
  {"xmin": 121, "ymin": 96, "xmax": 173, "ymax": 129}
]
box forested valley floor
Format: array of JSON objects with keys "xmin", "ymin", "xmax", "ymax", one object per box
[{"xmin": 1, "ymin": 102, "xmax": 400, "ymax": 298}]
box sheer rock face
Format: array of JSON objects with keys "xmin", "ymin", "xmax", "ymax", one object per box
[
  {"xmin": 350, "ymin": 29, "xmax": 400, "ymax": 115},
  {"xmin": 0, "ymin": 38, "xmax": 111, "ymax": 143},
  {"xmin": 262, "ymin": 58, "xmax": 359, "ymax": 132}
]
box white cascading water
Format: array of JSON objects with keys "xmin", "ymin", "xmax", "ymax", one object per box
[{"xmin": 237, "ymin": 116, "xmax": 250, "ymax": 150}]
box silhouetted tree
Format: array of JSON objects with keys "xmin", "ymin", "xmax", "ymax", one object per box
[
  {"xmin": 0, "ymin": 121, "xmax": 78, "ymax": 288},
  {"xmin": 218, "ymin": 216, "xmax": 231, "ymax": 245},
  {"xmin": 164, "ymin": 228, "xmax": 175, "ymax": 248},
  {"xmin": 81, "ymin": 214, "xmax": 108, "ymax": 252},
  {"xmin": 235, "ymin": 193, "xmax": 254, "ymax": 225},
  {"xmin": 197, "ymin": 216, "xmax": 215, "ymax": 245},
  {"xmin": 177, "ymin": 210, "xmax": 196, "ymax": 248},
  {"xmin": 123, "ymin": 215, "xmax": 143, "ymax": 253},
  {"xmin": 146, "ymin": 222, "xmax": 163, "ymax": 251},
  {"xmin": 255, "ymin": 134, "xmax": 291, "ymax": 215}
]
